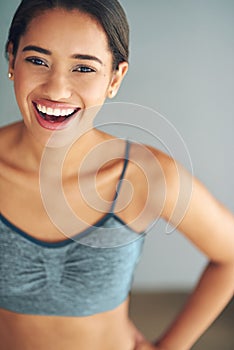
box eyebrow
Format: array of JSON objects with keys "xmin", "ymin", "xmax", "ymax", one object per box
[
  {"xmin": 22, "ymin": 45, "xmax": 51, "ymax": 55},
  {"xmin": 72, "ymin": 54, "xmax": 103, "ymax": 65},
  {"xmin": 22, "ymin": 45, "xmax": 103, "ymax": 65}
]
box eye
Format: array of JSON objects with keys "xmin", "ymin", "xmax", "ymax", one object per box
[
  {"xmin": 25, "ymin": 57, "xmax": 48, "ymax": 67},
  {"xmin": 73, "ymin": 66, "xmax": 96, "ymax": 73}
]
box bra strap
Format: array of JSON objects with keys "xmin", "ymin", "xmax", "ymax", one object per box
[{"xmin": 110, "ymin": 140, "xmax": 131, "ymax": 214}]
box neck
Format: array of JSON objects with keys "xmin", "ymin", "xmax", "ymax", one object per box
[
  {"xmin": 17, "ymin": 122, "xmax": 103, "ymax": 175},
  {"xmin": 15, "ymin": 123, "xmax": 44, "ymax": 171}
]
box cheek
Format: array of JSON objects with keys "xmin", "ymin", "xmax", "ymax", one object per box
[
  {"xmin": 13, "ymin": 70, "xmax": 41, "ymax": 109},
  {"xmin": 76, "ymin": 74, "xmax": 110, "ymax": 103},
  {"xmin": 13, "ymin": 76, "xmax": 36, "ymax": 119},
  {"xmin": 13, "ymin": 79, "xmax": 30, "ymax": 112},
  {"xmin": 14, "ymin": 65, "xmax": 32, "ymax": 95}
]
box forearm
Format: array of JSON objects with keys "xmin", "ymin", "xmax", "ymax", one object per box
[{"xmin": 155, "ymin": 261, "xmax": 234, "ymax": 350}]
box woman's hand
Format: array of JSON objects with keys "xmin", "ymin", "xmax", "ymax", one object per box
[{"xmin": 128, "ymin": 320, "xmax": 166, "ymax": 350}]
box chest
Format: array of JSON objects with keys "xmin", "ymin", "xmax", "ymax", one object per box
[{"xmin": 0, "ymin": 161, "xmax": 121, "ymax": 241}]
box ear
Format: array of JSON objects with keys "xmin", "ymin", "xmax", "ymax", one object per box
[
  {"xmin": 107, "ymin": 61, "xmax": 129, "ymax": 99},
  {"xmin": 7, "ymin": 42, "xmax": 15, "ymax": 80}
]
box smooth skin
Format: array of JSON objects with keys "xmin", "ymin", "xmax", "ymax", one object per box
[{"xmin": 1, "ymin": 8, "xmax": 234, "ymax": 350}]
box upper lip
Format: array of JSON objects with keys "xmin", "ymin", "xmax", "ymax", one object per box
[{"xmin": 33, "ymin": 99, "xmax": 80, "ymax": 117}]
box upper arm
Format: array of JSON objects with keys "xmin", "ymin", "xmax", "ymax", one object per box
[{"xmin": 158, "ymin": 153, "xmax": 234, "ymax": 264}]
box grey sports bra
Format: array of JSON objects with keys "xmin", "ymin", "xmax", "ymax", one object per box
[{"xmin": 0, "ymin": 141, "xmax": 146, "ymax": 317}]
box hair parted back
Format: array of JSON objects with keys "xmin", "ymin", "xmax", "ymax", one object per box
[{"xmin": 5, "ymin": 0, "xmax": 129, "ymax": 70}]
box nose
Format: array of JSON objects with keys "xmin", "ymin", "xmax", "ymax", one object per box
[{"xmin": 42, "ymin": 70, "xmax": 73, "ymax": 101}]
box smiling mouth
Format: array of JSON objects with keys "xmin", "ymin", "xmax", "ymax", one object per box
[{"xmin": 33, "ymin": 102, "xmax": 80, "ymax": 123}]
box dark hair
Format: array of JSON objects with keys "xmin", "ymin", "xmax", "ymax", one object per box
[{"xmin": 5, "ymin": 0, "xmax": 129, "ymax": 70}]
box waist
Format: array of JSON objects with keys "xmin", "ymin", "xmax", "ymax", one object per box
[{"xmin": 0, "ymin": 298, "xmax": 136, "ymax": 350}]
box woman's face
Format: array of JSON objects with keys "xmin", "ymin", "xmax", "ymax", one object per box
[{"xmin": 8, "ymin": 8, "xmax": 128, "ymax": 143}]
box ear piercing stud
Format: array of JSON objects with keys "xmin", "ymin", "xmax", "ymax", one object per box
[{"xmin": 8, "ymin": 72, "xmax": 13, "ymax": 79}]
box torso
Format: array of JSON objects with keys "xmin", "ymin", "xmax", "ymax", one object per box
[
  {"xmin": 0, "ymin": 299, "xmax": 136, "ymax": 350},
  {"xmin": 0, "ymin": 121, "xmax": 163, "ymax": 350}
]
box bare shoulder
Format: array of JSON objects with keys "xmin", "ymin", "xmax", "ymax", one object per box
[
  {"xmin": 132, "ymin": 142, "xmax": 190, "ymax": 205},
  {"xmin": 141, "ymin": 144, "xmax": 234, "ymax": 262},
  {"xmin": 0, "ymin": 121, "xmax": 23, "ymax": 161},
  {"xmin": 0, "ymin": 121, "xmax": 21, "ymax": 138},
  {"xmin": 128, "ymin": 141, "xmax": 180, "ymax": 182},
  {"xmin": 118, "ymin": 142, "xmax": 182, "ymax": 229}
]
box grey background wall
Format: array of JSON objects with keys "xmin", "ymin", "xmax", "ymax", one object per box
[{"xmin": 0, "ymin": 1, "xmax": 233, "ymax": 290}]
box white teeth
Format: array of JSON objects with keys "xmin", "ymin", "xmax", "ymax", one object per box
[
  {"xmin": 47, "ymin": 107, "xmax": 53, "ymax": 115},
  {"xmin": 38, "ymin": 105, "xmax": 47, "ymax": 114},
  {"xmin": 36, "ymin": 104, "xmax": 76, "ymax": 117},
  {"xmin": 54, "ymin": 109, "xmax": 61, "ymax": 116},
  {"xmin": 61, "ymin": 110, "xmax": 67, "ymax": 116}
]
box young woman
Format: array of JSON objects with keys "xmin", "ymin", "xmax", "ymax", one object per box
[{"xmin": 0, "ymin": 1, "xmax": 233, "ymax": 349}]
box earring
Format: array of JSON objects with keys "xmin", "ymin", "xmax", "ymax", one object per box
[{"xmin": 8, "ymin": 72, "xmax": 13, "ymax": 79}]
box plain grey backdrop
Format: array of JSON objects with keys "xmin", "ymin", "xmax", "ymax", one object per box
[{"xmin": 0, "ymin": 1, "xmax": 233, "ymax": 290}]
